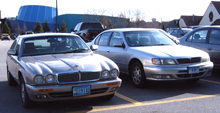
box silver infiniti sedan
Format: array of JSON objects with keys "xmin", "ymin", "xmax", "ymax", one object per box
[
  {"xmin": 6, "ymin": 33, "xmax": 121, "ymax": 108},
  {"xmin": 87, "ymin": 28, "xmax": 213, "ymax": 87}
]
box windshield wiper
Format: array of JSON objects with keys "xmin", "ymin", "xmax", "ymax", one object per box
[
  {"xmin": 152, "ymin": 44, "xmax": 170, "ymax": 46},
  {"xmin": 64, "ymin": 48, "xmax": 89, "ymax": 53}
]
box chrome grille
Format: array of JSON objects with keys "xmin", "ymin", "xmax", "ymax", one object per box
[
  {"xmin": 58, "ymin": 72, "xmax": 100, "ymax": 83},
  {"xmin": 177, "ymin": 57, "xmax": 201, "ymax": 64}
]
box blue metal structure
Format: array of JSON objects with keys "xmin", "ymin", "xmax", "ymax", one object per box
[
  {"xmin": 17, "ymin": 5, "xmax": 56, "ymax": 23},
  {"xmin": 6, "ymin": 5, "xmax": 129, "ymax": 34}
]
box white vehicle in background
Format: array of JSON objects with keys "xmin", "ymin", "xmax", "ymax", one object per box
[{"xmin": 88, "ymin": 28, "xmax": 213, "ymax": 87}]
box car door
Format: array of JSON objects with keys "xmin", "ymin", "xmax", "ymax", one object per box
[
  {"xmin": 7, "ymin": 40, "xmax": 20, "ymax": 80},
  {"xmin": 182, "ymin": 28, "xmax": 209, "ymax": 52},
  {"xmin": 208, "ymin": 28, "xmax": 220, "ymax": 67},
  {"xmin": 107, "ymin": 32, "xmax": 130, "ymax": 72},
  {"xmin": 93, "ymin": 32, "xmax": 112, "ymax": 57}
]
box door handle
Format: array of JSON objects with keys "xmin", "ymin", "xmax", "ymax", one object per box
[{"xmin": 107, "ymin": 50, "xmax": 110, "ymax": 52}]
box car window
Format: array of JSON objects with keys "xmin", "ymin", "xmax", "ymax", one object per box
[
  {"xmin": 98, "ymin": 32, "xmax": 111, "ymax": 46},
  {"xmin": 124, "ymin": 31, "xmax": 176, "ymax": 47},
  {"xmin": 182, "ymin": 29, "xmax": 191, "ymax": 34},
  {"xmin": 22, "ymin": 36, "xmax": 90, "ymax": 56},
  {"xmin": 186, "ymin": 29, "xmax": 208, "ymax": 43},
  {"xmin": 74, "ymin": 23, "xmax": 79, "ymax": 31},
  {"xmin": 171, "ymin": 29, "xmax": 178, "ymax": 35},
  {"xmin": 94, "ymin": 35, "xmax": 101, "ymax": 45},
  {"xmin": 109, "ymin": 32, "xmax": 123, "ymax": 47},
  {"xmin": 10, "ymin": 40, "xmax": 17, "ymax": 49},
  {"xmin": 177, "ymin": 29, "xmax": 183, "ymax": 35},
  {"xmin": 209, "ymin": 29, "xmax": 220, "ymax": 45},
  {"xmin": 167, "ymin": 29, "xmax": 174, "ymax": 34}
]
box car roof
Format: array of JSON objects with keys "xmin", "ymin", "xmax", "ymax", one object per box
[
  {"xmin": 195, "ymin": 25, "xmax": 220, "ymax": 29},
  {"xmin": 18, "ymin": 33, "xmax": 79, "ymax": 39},
  {"xmin": 103, "ymin": 28, "xmax": 159, "ymax": 32}
]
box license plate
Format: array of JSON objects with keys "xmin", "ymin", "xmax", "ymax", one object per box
[
  {"xmin": 188, "ymin": 67, "xmax": 199, "ymax": 74},
  {"xmin": 73, "ymin": 86, "xmax": 91, "ymax": 97}
]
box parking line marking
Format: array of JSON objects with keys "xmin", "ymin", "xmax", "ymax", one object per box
[
  {"xmin": 0, "ymin": 42, "xmax": 5, "ymax": 45},
  {"xmin": 115, "ymin": 93, "xmax": 142, "ymax": 105},
  {"xmin": 201, "ymin": 79, "xmax": 220, "ymax": 84},
  {"xmin": 70, "ymin": 94, "xmax": 220, "ymax": 113}
]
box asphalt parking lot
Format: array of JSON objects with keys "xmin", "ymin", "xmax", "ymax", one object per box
[{"xmin": 0, "ymin": 40, "xmax": 220, "ymax": 113}]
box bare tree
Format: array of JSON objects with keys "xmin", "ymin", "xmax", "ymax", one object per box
[
  {"xmin": 83, "ymin": 8, "xmax": 107, "ymax": 22},
  {"xmin": 132, "ymin": 9, "xmax": 146, "ymax": 28},
  {"xmin": 83, "ymin": 8, "xmax": 148, "ymax": 28}
]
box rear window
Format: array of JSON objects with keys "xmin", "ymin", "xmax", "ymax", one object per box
[{"xmin": 81, "ymin": 23, "xmax": 103, "ymax": 30}]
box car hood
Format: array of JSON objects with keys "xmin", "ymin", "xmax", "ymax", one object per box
[
  {"xmin": 133, "ymin": 45, "xmax": 208, "ymax": 58},
  {"xmin": 21, "ymin": 53, "xmax": 116, "ymax": 75}
]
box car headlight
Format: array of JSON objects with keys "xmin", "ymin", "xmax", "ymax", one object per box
[
  {"xmin": 101, "ymin": 70, "xmax": 110, "ymax": 79},
  {"xmin": 34, "ymin": 75, "xmax": 43, "ymax": 84},
  {"xmin": 45, "ymin": 74, "xmax": 55, "ymax": 84},
  {"xmin": 202, "ymin": 57, "xmax": 210, "ymax": 62},
  {"xmin": 110, "ymin": 69, "xmax": 118, "ymax": 78},
  {"xmin": 152, "ymin": 58, "xmax": 176, "ymax": 65}
]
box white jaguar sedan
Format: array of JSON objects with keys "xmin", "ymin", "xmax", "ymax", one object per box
[
  {"xmin": 87, "ymin": 28, "xmax": 213, "ymax": 87},
  {"xmin": 6, "ymin": 33, "xmax": 121, "ymax": 108}
]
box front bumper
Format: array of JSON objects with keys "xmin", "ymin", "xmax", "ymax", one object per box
[
  {"xmin": 25, "ymin": 78, "xmax": 122, "ymax": 102},
  {"xmin": 1, "ymin": 37, "xmax": 10, "ymax": 40},
  {"xmin": 144, "ymin": 61, "xmax": 213, "ymax": 81}
]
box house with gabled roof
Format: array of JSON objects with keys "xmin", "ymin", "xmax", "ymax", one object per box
[
  {"xmin": 167, "ymin": 1, "xmax": 220, "ymax": 29},
  {"xmin": 200, "ymin": 1, "xmax": 220, "ymax": 25},
  {"xmin": 179, "ymin": 15, "xmax": 203, "ymax": 28}
]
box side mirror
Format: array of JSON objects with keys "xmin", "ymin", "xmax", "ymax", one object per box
[
  {"xmin": 175, "ymin": 39, "xmax": 180, "ymax": 45},
  {"xmin": 113, "ymin": 42, "xmax": 124, "ymax": 47},
  {"xmin": 90, "ymin": 45, "xmax": 98, "ymax": 51},
  {"xmin": 7, "ymin": 49, "xmax": 17, "ymax": 55}
]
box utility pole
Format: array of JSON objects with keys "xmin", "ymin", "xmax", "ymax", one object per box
[{"xmin": 56, "ymin": 0, "xmax": 58, "ymax": 32}]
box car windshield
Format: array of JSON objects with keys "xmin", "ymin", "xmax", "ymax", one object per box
[
  {"xmin": 22, "ymin": 35, "xmax": 90, "ymax": 56},
  {"xmin": 3, "ymin": 34, "xmax": 8, "ymax": 37},
  {"xmin": 124, "ymin": 31, "xmax": 176, "ymax": 47}
]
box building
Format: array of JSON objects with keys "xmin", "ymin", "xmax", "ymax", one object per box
[
  {"xmin": 167, "ymin": 1, "xmax": 220, "ymax": 29},
  {"xmin": 200, "ymin": 1, "xmax": 220, "ymax": 25},
  {"xmin": 0, "ymin": 5, "xmax": 129, "ymax": 34},
  {"xmin": 179, "ymin": 15, "xmax": 203, "ymax": 28}
]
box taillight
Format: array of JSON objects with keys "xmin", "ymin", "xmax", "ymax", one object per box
[{"xmin": 86, "ymin": 33, "xmax": 90, "ymax": 37}]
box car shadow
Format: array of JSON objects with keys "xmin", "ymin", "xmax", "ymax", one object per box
[
  {"xmin": 1, "ymin": 71, "xmax": 220, "ymax": 112},
  {"xmin": 117, "ymin": 73, "xmax": 220, "ymax": 102},
  {"xmin": 0, "ymin": 81, "xmax": 126, "ymax": 113}
]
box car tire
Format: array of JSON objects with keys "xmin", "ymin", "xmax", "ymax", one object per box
[
  {"xmin": 7, "ymin": 67, "xmax": 17, "ymax": 86},
  {"xmin": 20, "ymin": 76, "xmax": 34, "ymax": 108},
  {"xmin": 185, "ymin": 78, "xmax": 200, "ymax": 83},
  {"xmin": 131, "ymin": 62, "xmax": 146, "ymax": 88}
]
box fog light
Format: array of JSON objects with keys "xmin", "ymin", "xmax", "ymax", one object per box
[
  {"xmin": 152, "ymin": 75, "xmax": 171, "ymax": 79},
  {"xmin": 109, "ymin": 87, "xmax": 118, "ymax": 92},
  {"xmin": 41, "ymin": 95, "xmax": 47, "ymax": 99},
  {"xmin": 36, "ymin": 95, "xmax": 41, "ymax": 98},
  {"xmin": 164, "ymin": 75, "xmax": 171, "ymax": 79},
  {"xmin": 36, "ymin": 94, "xmax": 48, "ymax": 99},
  {"xmin": 152, "ymin": 75, "xmax": 163, "ymax": 79}
]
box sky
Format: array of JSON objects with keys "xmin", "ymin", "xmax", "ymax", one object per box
[{"xmin": 0, "ymin": 0, "xmax": 219, "ymax": 22}]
